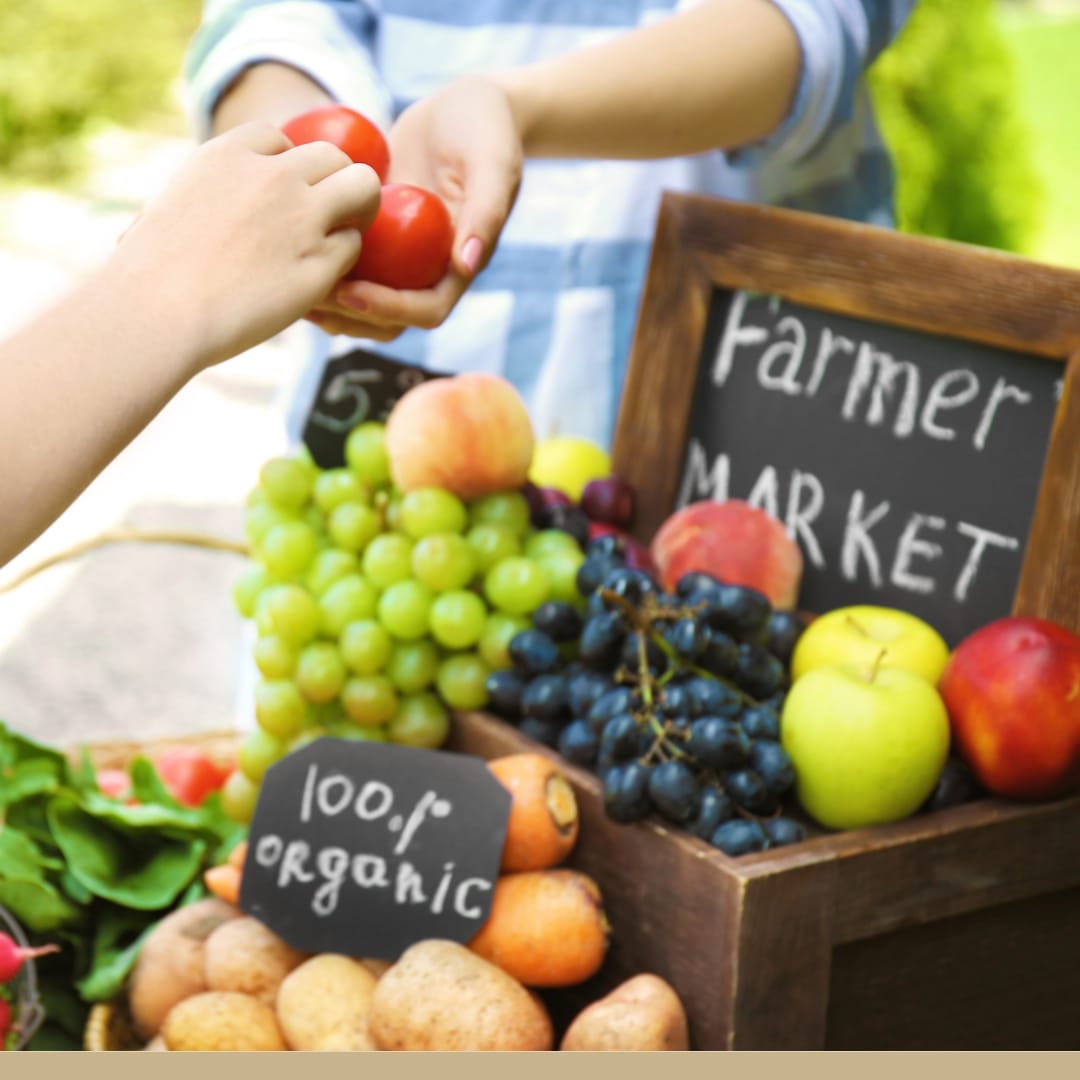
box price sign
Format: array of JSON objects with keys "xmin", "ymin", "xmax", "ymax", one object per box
[
  {"xmin": 300, "ymin": 348, "xmax": 447, "ymax": 468},
  {"xmin": 239, "ymin": 739, "xmax": 511, "ymax": 960}
]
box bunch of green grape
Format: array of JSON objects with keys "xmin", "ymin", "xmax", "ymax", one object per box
[{"xmin": 220, "ymin": 421, "xmax": 586, "ymax": 823}]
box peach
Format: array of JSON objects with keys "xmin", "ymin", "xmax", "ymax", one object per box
[
  {"xmin": 649, "ymin": 499, "xmax": 803, "ymax": 609},
  {"xmin": 385, "ymin": 372, "xmax": 535, "ymax": 500}
]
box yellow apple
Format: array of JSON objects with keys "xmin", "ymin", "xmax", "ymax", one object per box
[
  {"xmin": 528, "ymin": 436, "xmax": 611, "ymax": 502},
  {"xmin": 781, "ymin": 660, "xmax": 951, "ymax": 830},
  {"xmin": 791, "ymin": 605, "xmax": 950, "ymax": 685}
]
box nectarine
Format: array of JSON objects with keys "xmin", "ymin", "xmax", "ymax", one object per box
[{"xmin": 384, "ymin": 373, "xmax": 535, "ymax": 500}]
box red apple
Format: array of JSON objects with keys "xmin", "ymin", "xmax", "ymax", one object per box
[
  {"xmin": 580, "ymin": 476, "xmax": 635, "ymax": 529},
  {"xmin": 939, "ymin": 616, "xmax": 1080, "ymax": 800},
  {"xmin": 649, "ymin": 499, "xmax": 803, "ymax": 609},
  {"xmin": 385, "ymin": 372, "xmax": 535, "ymax": 500}
]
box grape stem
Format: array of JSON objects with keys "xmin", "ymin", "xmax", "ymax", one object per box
[{"xmin": 0, "ymin": 527, "xmax": 250, "ymax": 596}]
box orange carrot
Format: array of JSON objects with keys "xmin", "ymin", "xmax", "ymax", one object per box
[
  {"xmin": 227, "ymin": 840, "xmax": 249, "ymax": 870},
  {"xmin": 487, "ymin": 753, "xmax": 579, "ymax": 872},
  {"xmin": 203, "ymin": 863, "xmax": 241, "ymax": 907},
  {"xmin": 468, "ymin": 869, "xmax": 610, "ymax": 988}
]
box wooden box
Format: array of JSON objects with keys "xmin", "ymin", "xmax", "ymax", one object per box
[{"xmin": 450, "ymin": 711, "xmax": 1080, "ymax": 1051}]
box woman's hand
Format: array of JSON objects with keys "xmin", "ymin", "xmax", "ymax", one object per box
[{"xmin": 309, "ymin": 75, "xmax": 524, "ymax": 340}]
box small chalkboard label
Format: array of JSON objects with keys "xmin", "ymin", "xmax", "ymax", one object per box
[
  {"xmin": 301, "ymin": 348, "xmax": 447, "ymax": 468},
  {"xmin": 238, "ymin": 739, "xmax": 511, "ymax": 960},
  {"xmin": 613, "ymin": 196, "xmax": 1080, "ymax": 645}
]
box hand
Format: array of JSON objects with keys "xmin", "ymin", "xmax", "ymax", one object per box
[
  {"xmin": 105, "ymin": 122, "xmax": 381, "ymax": 369},
  {"xmin": 310, "ymin": 75, "xmax": 524, "ymax": 340}
]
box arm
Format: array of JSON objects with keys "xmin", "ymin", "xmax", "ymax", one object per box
[{"xmin": 0, "ymin": 123, "xmax": 380, "ymax": 568}]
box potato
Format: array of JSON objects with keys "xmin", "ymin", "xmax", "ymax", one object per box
[
  {"xmin": 162, "ymin": 991, "xmax": 287, "ymax": 1051},
  {"xmin": 127, "ymin": 897, "xmax": 241, "ymax": 1040},
  {"xmin": 560, "ymin": 974, "xmax": 690, "ymax": 1051},
  {"xmin": 275, "ymin": 954, "xmax": 378, "ymax": 1051},
  {"xmin": 360, "ymin": 957, "xmax": 393, "ymax": 979},
  {"xmin": 369, "ymin": 939, "xmax": 553, "ymax": 1051},
  {"xmin": 203, "ymin": 915, "xmax": 307, "ymax": 1006}
]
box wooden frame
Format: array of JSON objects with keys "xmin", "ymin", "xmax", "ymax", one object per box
[{"xmin": 612, "ymin": 195, "xmax": 1080, "ymax": 636}]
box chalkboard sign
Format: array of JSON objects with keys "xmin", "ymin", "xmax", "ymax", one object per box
[
  {"xmin": 613, "ymin": 196, "xmax": 1080, "ymax": 644},
  {"xmin": 301, "ymin": 347, "xmax": 447, "ymax": 468},
  {"xmin": 239, "ymin": 738, "xmax": 511, "ymax": 960}
]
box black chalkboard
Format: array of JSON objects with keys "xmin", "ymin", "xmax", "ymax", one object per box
[
  {"xmin": 676, "ymin": 290, "xmax": 1061, "ymax": 646},
  {"xmin": 239, "ymin": 738, "xmax": 511, "ymax": 960},
  {"xmin": 301, "ymin": 348, "xmax": 447, "ymax": 468}
]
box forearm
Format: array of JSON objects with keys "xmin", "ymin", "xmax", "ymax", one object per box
[
  {"xmin": 0, "ymin": 270, "xmax": 199, "ymax": 566},
  {"xmin": 212, "ymin": 62, "xmax": 333, "ymax": 135},
  {"xmin": 494, "ymin": 0, "xmax": 801, "ymax": 160}
]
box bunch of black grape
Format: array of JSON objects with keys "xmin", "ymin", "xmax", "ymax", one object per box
[{"xmin": 485, "ymin": 533, "xmax": 813, "ymax": 856}]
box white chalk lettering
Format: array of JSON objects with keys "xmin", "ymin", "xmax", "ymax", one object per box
[
  {"xmin": 713, "ymin": 292, "xmax": 770, "ymax": 387},
  {"xmin": 841, "ymin": 491, "xmax": 891, "ymax": 586},
  {"xmin": 843, "ymin": 343, "xmax": 920, "ymax": 437},
  {"xmin": 316, "ymin": 772, "xmax": 354, "ymax": 817},
  {"xmin": 953, "ymin": 522, "xmax": 1020, "ymax": 601},
  {"xmin": 746, "ymin": 465, "xmax": 781, "ymax": 520},
  {"xmin": 891, "ymin": 514, "xmax": 946, "ymax": 595},
  {"xmin": 255, "ymin": 834, "xmax": 283, "ymax": 867},
  {"xmin": 395, "ymin": 861, "xmax": 426, "ymax": 905},
  {"xmin": 351, "ymin": 854, "xmax": 389, "ymax": 888},
  {"xmin": 805, "ymin": 327, "xmax": 855, "ymax": 397},
  {"xmin": 455, "ymin": 879, "xmax": 492, "ymax": 919},
  {"xmin": 313, "ymin": 847, "xmax": 350, "ymax": 915},
  {"xmin": 394, "ymin": 790, "xmax": 452, "ymax": 856},
  {"xmin": 973, "ymin": 377, "xmax": 1032, "ymax": 452},
  {"xmin": 278, "ymin": 839, "xmax": 316, "ymax": 888},
  {"xmin": 757, "ymin": 315, "xmax": 807, "ymax": 396},
  {"xmin": 785, "ymin": 470, "xmax": 826, "ymax": 570},
  {"xmin": 430, "ymin": 863, "xmax": 455, "ymax": 915},
  {"xmin": 678, "ymin": 440, "xmax": 729, "ymax": 505},
  {"xmin": 920, "ymin": 370, "xmax": 980, "ymax": 441},
  {"xmin": 300, "ymin": 763, "xmax": 317, "ymax": 823},
  {"xmin": 354, "ymin": 780, "xmax": 393, "ymax": 821}
]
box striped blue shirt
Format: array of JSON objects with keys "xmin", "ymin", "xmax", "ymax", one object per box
[{"xmin": 185, "ymin": 0, "xmax": 914, "ymax": 450}]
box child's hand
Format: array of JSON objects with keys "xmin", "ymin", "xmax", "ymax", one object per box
[
  {"xmin": 309, "ymin": 76, "xmax": 523, "ymax": 340},
  {"xmin": 107, "ymin": 122, "xmax": 381, "ymax": 369}
]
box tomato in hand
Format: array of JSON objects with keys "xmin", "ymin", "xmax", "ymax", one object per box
[
  {"xmin": 281, "ymin": 104, "xmax": 390, "ymax": 181},
  {"xmin": 348, "ymin": 183, "xmax": 454, "ymax": 291},
  {"xmin": 153, "ymin": 746, "xmax": 230, "ymax": 808}
]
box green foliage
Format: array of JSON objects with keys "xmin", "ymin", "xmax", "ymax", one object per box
[
  {"xmin": 869, "ymin": 0, "xmax": 1042, "ymax": 253},
  {"xmin": 0, "ymin": 0, "xmax": 201, "ymax": 184}
]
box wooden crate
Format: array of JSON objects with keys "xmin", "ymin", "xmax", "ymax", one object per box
[{"xmin": 449, "ymin": 711, "xmax": 1080, "ymax": 1051}]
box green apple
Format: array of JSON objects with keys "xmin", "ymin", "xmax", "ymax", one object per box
[
  {"xmin": 528, "ymin": 435, "xmax": 611, "ymax": 502},
  {"xmin": 781, "ymin": 659, "xmax": 951, "ymax": 830},
  {"xmin": 791, "ymin": 605, "xmax": 950, "ymax": 685}
]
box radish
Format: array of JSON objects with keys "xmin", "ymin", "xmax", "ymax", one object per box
[
  {"xmin": 0, "ymin": 997, "xmax": 10, "ymax": 1040},
  {"xmin": 0, "ymin": 932, "xmax": 58, "ymax": 984}
]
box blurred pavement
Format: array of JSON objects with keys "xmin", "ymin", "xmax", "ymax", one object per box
[{"xmin": 0, "ymin": 127, "xmax": 309, "ymax": 749}]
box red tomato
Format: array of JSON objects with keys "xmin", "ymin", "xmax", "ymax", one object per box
[
  {"xmin": 281, "ymin": 104, "xmax": 390, "ymax": 181},
  {"xmin": 153, "ymin": 747, "xmax": 230, "ymax": 808},
  {"xmin": 348, "ymin": 183, "xmax": 454, "ymax": 291},
  {"xmin": 95, "ymin": 768, "xmax": 133, "ymax": 801}
]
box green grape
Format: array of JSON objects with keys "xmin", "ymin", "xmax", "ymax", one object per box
[
  {"xmin": 221, "ymin": 769, "xmax": 260, "ymax": 824},
  {"xmin": 399, "ymin": 487, "xmax": 468, "ymax": 539},
  {"xmin": 260, "ymin": 455, "xmax": 314, "ymax": 512},
  {"xmin": 244, "ymin": 501, "xmax": 295, "ymax": 547},
  {"xmin": 342, "ymin": 674, "xmax": 398, "ymax": 726},
  {"xmin": 329, "ymin": 722, "xmax": 389, "ymax": 743},
  {"xmin": 428, "ymin": 589, "xmax": 487, "ymax": 650},
  {"xmin": 478, "ymin": 611, "xmax": 531, "ymax": 670},
  {"xmin": 328, "ymin": 501, "xmax": 382, "ymax": 552},
  {"xmin": 538, "ymin": 548, "xmax": 587, "ymax": 606},
  {"xmin": 524, "ymin": 528, "xmax": 583, "ymax": 562},
  {"xmin": 389, "ymin": 692, "xmax": 451, "ymax": 749},
  {"xmin": 288, "ymin": 726, "xmax": 331, "ymax": 753},
  {"xmin": 258, "ymin": 519, "xmax": 319, "ymax": 580},
  {"xmin": 318, "ymin": 573, "xmax": 378, "ymax": 637},
  {"xmin": 254, "ymin": 584, "xmax": 320, "ymax": 647},
  {"xmin": 377, "ymin": 579, "xmax": 433, "ymax": 641},
  {"xmin": 362, "ymin": 533, "xmax": 415, "ymax": 589},
  {"xmin": 435, "ymin": 652, "xmax": 491, "ymax": 711},
  {"xmin": 237, "ymin": 728, "xmax": 288, "ymax": 782},
  {"xmin": 385, "ymin": 639, "xmax": 440, "ymax": 694},
  {"xmin": 309, "ymin": 699, "xmax": 348, "ymax": 729},
  {"xmin": 253, "ymin": 634, "xmax": 298, "ymax": 679},
  {"xmin": 483, "ymin": 556, "xmax": 550, "ymax": 615},
  {"xmin": 411, "ymin": 532, "xmax": 476, "ymax": 592},
  {"xmin": 382, "ymin": 490, "xmax": 404, "ymax": 532},
  {"xmin": 468, "ymin": 491, "xmax": 532, "ymax": 536},
  {"xmin": 305, "ymin": 548, "xmax": 360, "ymax": 595},
  {"xmin": 295, "ymin": 641, "xmax": 348, "ymax": 704},
  {"xmin": 232, "ymin": 563, "xmax": 270, "ymax": 618},
  {"xmin": 340, "ymin": 618, "xmax": 393, "ymax": 675},
  {"xmin": 345, "ymin": 421, "xmax": 391, "ymax": 487},
  {"xmin": 465, "ymin": 523, "xmax": 521, "ymax": 573},
  {"xmin": 313, "ymin": 468, "xmax": 369, "ymax": 514},
  {"xmin": 254, "ymin": 678, "xmax": 309, "ymax": 739}
]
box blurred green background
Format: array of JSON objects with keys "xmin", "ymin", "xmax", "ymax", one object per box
[{"xmin": 1, "ymin": 0, "xmax": 1078, "ymax": 267}]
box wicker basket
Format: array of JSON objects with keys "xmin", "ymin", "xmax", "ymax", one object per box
[{"xmin": 84, "ymin": 1001, "xmax": 144, "ymax": 1052}]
